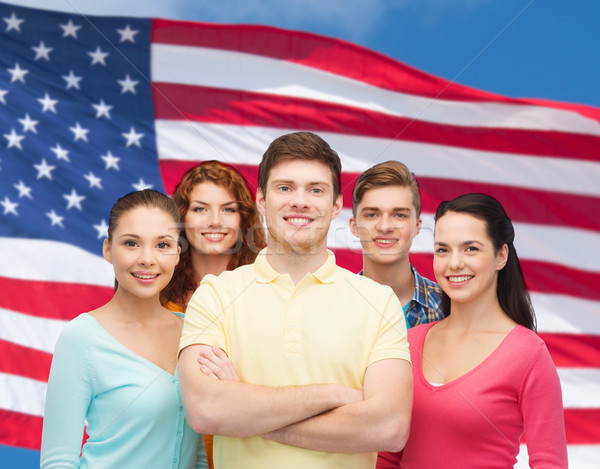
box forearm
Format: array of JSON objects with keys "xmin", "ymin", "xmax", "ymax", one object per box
[
  {"xmin": 263, "ymin": 394, "xmax": 409, "ymax": 453},
  {"xmin": 263, "ymin": 359, "xmax": 412, "ymax": 453},
  {"xmin": 179, "ymin": 345, "xmax": 361, "ymax": 437},
  {"xmin": 41, "ymin": 335, "xmax": 89, "ymax": 468}
]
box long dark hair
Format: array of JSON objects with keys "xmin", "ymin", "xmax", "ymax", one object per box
[{"xmin": 434, "ymin": 193, "xmax": 536, "ymax": 331}]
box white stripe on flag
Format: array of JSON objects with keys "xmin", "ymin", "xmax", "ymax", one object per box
[
  {"xmin": 0, "ymin": 237, "xmax": 113, "ymax": 286},
  {"xmin": 0, "ymin": 308, "xmax": 67, "ymax": 354},
  {"xmin": 0, "ymin": 372, "xmax": 46, "ymax": 417},
  {"xmin": 155, "ymin": 122, "xmax": 600, "ymax": 197},
  {"xmin": 558, "ymin": 368, "xmax": 600, "ymax": 408},
  {"xmin": 531, "ymin": 292, "xmax": 600, "ymax": 335},
  {"xmin": 151, "ymin": 44, "xmax": 600, "ymax": 135}
]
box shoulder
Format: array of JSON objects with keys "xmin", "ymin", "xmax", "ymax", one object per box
[
  {"xmin": 336, "ymin": 267, "xmax": 401, "ymax": 311},
  {"xmin": 52, "ymin": 314, "xmax": 97, "ymax": 362},
  {"xmin": 188, "ymin": 264, "xmax": 256, "ymax": 309},
  {"xmin": 59, "ymin": 313, "xmax": 97, "ymax": 339},
  {"xmin": 511, "ymin": 326, "xmax": 554, "ymax": 369},
  {"xmin": 508, "ymin": 325, "xmax": 545, "ymax": 351},
  {"xmin": 408, "ymin": 321, "xmax": 436, "ymax": 345},
  {"xmin": 202, "ymin": 263, "xmax": 255, "ymax": 288},
  {"xmin": 496, "ymin": 326, "xmax": 555, "ymax": 381},
  {"xmin": 337, "ymin": 265, "xmax": 395, "ymax": 295}
]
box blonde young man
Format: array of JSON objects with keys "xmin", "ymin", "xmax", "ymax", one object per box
[
  {"xmin": 178, "ymin": 132, "xmax": 412, "ymax": 469},
  {"xmin": 349, "ymin": 161, "xmax": 443, "ymax": 328}
]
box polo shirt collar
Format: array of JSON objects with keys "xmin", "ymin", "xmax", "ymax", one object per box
[
  {"xmin": 253, "ymin": 248, "xmax": 337, "ymax": 284},
  {"xmin": 254, "ymin": 248, "xmax": 281, "ymax": 283},
  {"xmin": 311, "ymin": 250, "xmax": 336, "ymax": 284}
]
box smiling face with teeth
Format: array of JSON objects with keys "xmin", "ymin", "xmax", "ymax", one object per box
[
  {"xmin": 257, "ymin": 159, "xmax": 342, "ymax": 255},
  {"xmin": 349, "ymin": 185, "xmax": 421, "ymax": 267},
  {"xmin": 103, "ymin": 206, "xmax": 180, "ymax": 301},
  {"xmin": 183, "ymin": 182, "xmax": 242, "ymax": 259},
  {"xmin": 433, "ymin": 211, "xmax": 508, "ymax": 307}
]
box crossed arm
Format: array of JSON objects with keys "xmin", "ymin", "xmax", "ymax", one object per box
[
  {"xmin": 185, "ymin": 345, "xmax": 413, "ymax": 453},
  {"xmin": 178, "ymin": 344, "xmax": 363, "ymax": 438}
]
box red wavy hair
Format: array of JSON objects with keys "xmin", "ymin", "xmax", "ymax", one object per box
[{"xmin": 160, "ymin": 161, "xmax": 266, "ymax": 308}]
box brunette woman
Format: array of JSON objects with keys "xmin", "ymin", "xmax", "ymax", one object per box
[
  {"xmin": 41, "ymin": 190, "xmax": 207, "ymax": 468},
  {"xmin": 378, "ymin": 193, "xmax": 567, "ymax": 469}
]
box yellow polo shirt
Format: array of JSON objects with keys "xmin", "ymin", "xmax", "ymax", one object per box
[{"xmin": 180, "ymin": 249, "xmax": 410, "ymax": 469}]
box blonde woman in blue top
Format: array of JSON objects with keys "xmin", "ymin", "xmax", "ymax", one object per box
[{"xmin": 41, "ymin": 190, "xmax": 207, "ymax": 469}]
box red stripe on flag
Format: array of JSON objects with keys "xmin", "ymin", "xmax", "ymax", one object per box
[
  {"xmin": 564, "ymin": 409, "xmax": 600, "ymax": 444},
  {"xmin": 150, "ymin": 18, "xmax": 600, "ymax": 125},
  {"xmin": 520, "ymin": 260, "xmax": 600, "ymax": 302},
  {"xmin": 150, "ymin": 19, "xmax": 492, "ymax": 102},
  {"xmin": 417, "ymin": 177, "xmax": 600, "ymax": 233},
  {"xmin": 0, "ymin": 340, "xmax": 52, "ymax": 382},
  {"xmin": 0, "ymin": 277, "xmax": 113, "ymax": 321},
  {"xmin": 521, "ymin": 409, "xmax": 600, "ymax": 444},
  {"xmin": 541, "ymin": 333, "xmax": 600, "ymax": 368},
  {"xmin": 153, "ymin": 83, "xmax": 600, "ymax": 162},
  {"xmin": 160, "ymin": 161, "xmax": 260, "ymax": 196},
  {"xmin": 0, "ymin": 410, "xmax": 42, "ymax": 450}
]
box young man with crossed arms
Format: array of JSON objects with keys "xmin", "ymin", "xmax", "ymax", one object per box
[{"xmin": 178, "ymin": 133, "xmax": 412, "ymax": 469}]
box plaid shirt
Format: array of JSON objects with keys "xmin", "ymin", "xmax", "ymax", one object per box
[
  {"xmin": 405, "ymin": 265, "xmax": 444, "ymax": 328},
  {"xmin": 359, "ymin": 265, "xmax": 443, "ymax": 329}
]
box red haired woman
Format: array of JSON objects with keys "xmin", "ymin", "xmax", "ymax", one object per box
[{"xmin": 162, "ymin": 161, "xmax": 265, "ymax": 468}]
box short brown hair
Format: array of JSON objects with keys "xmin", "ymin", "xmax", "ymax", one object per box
[
  {"xmin": 258, "ymin": 132, "xmax": 342, "ymax": 200},
  {"xmin": 352, "ymin": 160, "xmax": 421, "ymax": 217}
]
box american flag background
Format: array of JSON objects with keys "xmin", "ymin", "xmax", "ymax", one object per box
[{"xmin": 0, "ymin": 2, "xmax": 598, "ymax": 467}]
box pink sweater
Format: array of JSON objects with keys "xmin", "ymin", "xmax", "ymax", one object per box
[{"xmin": 378, "ymin": 322, "xmax": 568, "ymax": 469}]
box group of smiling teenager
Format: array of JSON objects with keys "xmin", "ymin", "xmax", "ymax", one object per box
[{"xmin": 40, "ymin": 131, "xmax": 567, "ymax": 469}]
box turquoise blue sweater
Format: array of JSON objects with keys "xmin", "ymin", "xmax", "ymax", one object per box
[{"xmin": 41, "ymin": 313, "xmax": 206, "ymax": 468}]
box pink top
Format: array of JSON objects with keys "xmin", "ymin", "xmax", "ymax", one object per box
[{"xmin": 378, "ymin": 322, "xmax": 568, "ymax": 469}]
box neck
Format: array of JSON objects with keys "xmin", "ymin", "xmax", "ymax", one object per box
[
  {"xmin": 189, "ymin": 249, "xmax": 233, "ymax": 283},
  {"xmin": 445, "ymin": 291, "xmax": 508, "ymax": 332},
  {"xmin": 266, "ymin": 241, "xmax": 329, "ymax": 285},
  {"xmin": 106, "ymin": 289, "xmax": 165, "ymax": 323},
  {"xmin": 362, "ymin": 256, "xmax": 414, "ymax": 305}
]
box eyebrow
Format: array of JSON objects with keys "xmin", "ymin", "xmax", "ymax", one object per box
[
  {"xmin": 271, "ymin": 178, "xmax": 331, "ymax": 187},
  {"xmin": 190, "ymin": 200, "xmax": 238, "ymax": 206},
  {"xmin": 118, "ymin": 233, "xmax": 176, "ymax": 240},
  {"xmin": 434, "ymin": 240, "xmax": 484, "ymax": 246},
  {"xmin": 361, "ymin": 206, "xmax": 411, "ymax": 212}
]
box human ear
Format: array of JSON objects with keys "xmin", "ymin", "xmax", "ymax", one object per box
[
  {"xmin": 175, "ymin": 244, "xmax": 181, "ymax": 264},
  {"xmin": 330, "ymin": 194, "xmax": 343, "ymax": 220},
  {"xmin": 102, "ymin": 238, "xmax": 113, "ymax": 264},
  {"xmin": 496, "ymin": 243, "xmax": 509, "ymax": 270},
  {"xmin": 256, "ymin": 188, "xmax": 266, "ymax": 217},
  {"xmin": 349, "ymin": 216, "xmax": 359, "ymax": 238},
  {"xmin": 414, "ymin": 217, "xmax": 422, "ymax": 237}
]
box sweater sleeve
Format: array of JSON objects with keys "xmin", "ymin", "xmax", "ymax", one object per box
[
  {"xmin": 40, "ymin": 318, "xmax": 93, "ymax": 469},
  {"xmin": 519, "ymin": 342, "xmax": 568, "ymax": 468}
]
